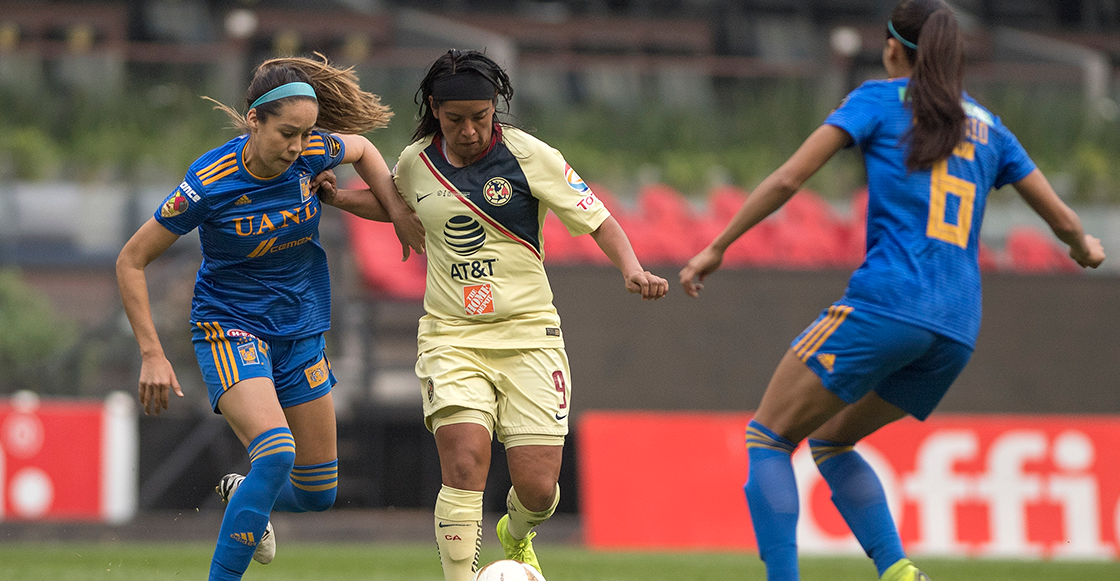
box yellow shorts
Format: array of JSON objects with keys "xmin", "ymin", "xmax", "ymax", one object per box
[{"xmin": 416, "ymin": 345, "xmax": 572, "ymax": 444}]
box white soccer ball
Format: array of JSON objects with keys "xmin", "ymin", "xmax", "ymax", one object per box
[{"xmin": 472, "ymin": 559, "xmax": 545, "ymax": 581}]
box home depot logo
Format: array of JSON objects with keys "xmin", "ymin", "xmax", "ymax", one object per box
[{"xmin": 463, "ymin": 284, "xmax": 494, "ymax": 315}]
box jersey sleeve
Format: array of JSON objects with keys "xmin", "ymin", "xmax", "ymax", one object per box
[
  {"xmin": 392, "ymin": 145, "xmax": 419, "ymax": 211},
  {"xmin": 527, "ymin": 144, "xmax": 610, "ymax": 236},
  {"xmin": 992, "ymin": 121, "xmax": 1037, "ymax": 189},
  {"xmin": 154, "ymin": 174, "xmax": 211, "ymax": 235},
  {"xmin": 824, "ymin": 83, "xmax": 882, "ymax": 147},
  {"xmin": 301, "ymin": 131, "xmax": 347, "ymax": 174}
]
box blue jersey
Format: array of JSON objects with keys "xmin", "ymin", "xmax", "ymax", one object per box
[
  {"xmin": 824, "ymin": 78, "xmax": 1036, "ymax": 347},
  {"xmin": 154, "ymin": 131, "xmax": 346, "ymax": 340}
]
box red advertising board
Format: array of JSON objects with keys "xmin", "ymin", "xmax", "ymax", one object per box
[
  {"xmin": 578, "ymin": 412, "xmax": 1120, "ymax": 558},
  {"xmin": 0, "ymin": 392, "xmax": 136, "ymax": 522}
]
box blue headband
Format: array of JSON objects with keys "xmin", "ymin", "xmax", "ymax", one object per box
[
  {"xmin": 249, "ymin": 82, "xmax": 317, "ymax": 110},
  {"xmin": 887, "ymin": 20, "xmax": 918, "ymax": 50}
]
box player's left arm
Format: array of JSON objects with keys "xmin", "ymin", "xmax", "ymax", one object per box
[
  {"xmin": 589, "ymin": 216, "xmax": 669, "ymax": 300},
  {"xmin": 1012, "ymin": 169, "xmax": 1105, "ymax": 268},
  {"xmin": 335, "ymin": 133, "xmax": 426, "ymax": 260}
]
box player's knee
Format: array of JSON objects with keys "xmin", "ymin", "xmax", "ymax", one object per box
[
  {"xmin": 299, "ymin": 486, "xmax": 336, "ymax": 512},
  {"xmin": 514, "ymin": 479, "xmax": 558, "ymax": 512}
]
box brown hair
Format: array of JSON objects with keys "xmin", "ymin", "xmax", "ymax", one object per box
[
  {"xmin": 206, "ymin": 52, "xmax": 392, "ymax": 135},
  {"xmin": 412, "ymin": 49, "xmax": 514, "ymax": 142},
  {"xmin": 890, "ymin": 0, "xmax": 965, "ymax": 170}
]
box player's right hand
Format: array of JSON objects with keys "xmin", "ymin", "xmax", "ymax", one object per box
[
  {"xmin": 679, "ymin": 246, "xmax": 724, "ymax": 298},
  {"xmin": 392, "ymin": 210, "xmax": 426, "ymax": 261},
  {"xmin": 312, "ymin": 169, "xmax": 338, "ymax": 205},
  {"xmin": 1070, "ymin": 234, "xmax": 1105, "ymax": 269},
  {"xmin": 138, "ymin": 355, "xmax": 183, "ymax": 416}
]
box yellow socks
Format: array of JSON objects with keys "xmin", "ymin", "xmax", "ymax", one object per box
[
  {"xmin": 434, "ymin": 485, "xmax": 483, "ymax": 581},
  {"xmin": 505, "ymin": 484, "xmax": 559, "ymax": 540}
]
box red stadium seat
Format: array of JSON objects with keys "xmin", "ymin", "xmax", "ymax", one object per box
[
  {"xmin": 634, "ymin": 184, "xmax": 705, "ymax": 265},
  {"xmin": 768, "ymin": 190, "xmax": 850, "ymax": 269},
  {"xmin": 343, "ymin": 212, "xmax": 427, "ymax": 299},
  {"xmin": 1005, "ymin": 227, "xmax": 1079, "ymax": 274}
]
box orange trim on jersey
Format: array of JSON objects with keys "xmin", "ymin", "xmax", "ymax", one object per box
[
  {"xmin": 201, "ymin": 166, "xmax": 239, "ymax": 186},
  {"xmin": 196, "ymin": 153, "xmax": 236, "ymax": 178},
  {"xmin": 301, "ymin": 149, "xmax": 326, "ymax": 156},
  {"xmin": 197, "ymin": 158, "xmax": 237, "ymax": 182},
  {"xmin": 418, "ymin": 150, "xmax": 542, "ymax": 261}
]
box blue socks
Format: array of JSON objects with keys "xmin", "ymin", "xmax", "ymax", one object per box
[
  {"xmin": 809, "ymin": 439, "xmax": 905, "ymax": 577},
  {"xmin": 210, "ymin": 427, "xmax": 296, "ymax": 581},
  {"xmin": 273, "ymin": 459, "xmax": 338, "ymax": 513},
  {"xmin": 744, "ymin": 420, "xmax": 800, "ymax": 581}
]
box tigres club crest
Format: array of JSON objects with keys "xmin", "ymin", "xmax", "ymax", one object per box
[
  {"xmin": 483, "ymin": 177, "xmax": 513, "ymax": 206},
  {"xmin": 160, "ymin": 191, "xmax": 190, "ymax": 218},
  {"xmin": 299, "ymin": 175, "xmax": 313, "ymax": 203}
]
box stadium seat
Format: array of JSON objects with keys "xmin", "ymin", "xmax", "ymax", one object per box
[
  {"xmin": 634, "ymin": 184, "xmax": 705, "ymax": 265},
  {"xmin": 343, "ymin": 212, "xmax": 427, "ymax": 300},
  {"xmin": 1005, "ymin": 227, "xmax": 1079, "ymax": 274}
]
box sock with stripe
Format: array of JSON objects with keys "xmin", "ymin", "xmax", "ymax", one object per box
[
  {"xmin": 506, "ymin": 483, "xmax": 559, "ymax": 540},
  {"xmin": 434, "ymin": 485, "xmax": 483, "ymax": 581},
  {"xmin": 744, "ymin": 419, "xmax": 800, "ymax": 581},
  {"xmin": 809, "ymin": 439, "xmax": 905, "ymax": 577},
  {"xmin": 210, "ymin": 427, "xmax": 296, "ymax": 581},
  {"xmin": 273, "ymin": 459, "xmax": 338, "ymax": 513}
]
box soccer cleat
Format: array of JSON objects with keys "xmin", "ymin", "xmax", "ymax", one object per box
[
  {"xmin": 216, "ymin": 473, "xmax": 276, "ymax": 565},
  {"xmin": 496, "ymin": 514, "xmax": 541, "ymax": 574},
  {"xmin": 881, "ymin": 558, "xmax": 931, "ymax": 581}
]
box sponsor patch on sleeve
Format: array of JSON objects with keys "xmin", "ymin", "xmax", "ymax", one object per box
[
  {"xmin": 160, "ymin": 190, "xmax": 190, "ymax": 218},
  {"xmin": 325, "ymin": 134, "xmax": 342, "ymax": 157},
  {"xmin": 564, "ymin": 163, "xmax": 589, "ymax": 193}
]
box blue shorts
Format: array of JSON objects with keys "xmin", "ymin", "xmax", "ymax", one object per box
[
  {"xmin": 192, "ymin": 321, "xmax": 335, "ymax": 413},
  {"xmin": 790, "ymin": 303, "xmax": 972, "ymax": 420}
]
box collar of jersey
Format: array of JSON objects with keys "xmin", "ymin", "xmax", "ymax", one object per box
[{"xmin": 237, "ymin": 138, "xmax": 295, "ymax": 184}]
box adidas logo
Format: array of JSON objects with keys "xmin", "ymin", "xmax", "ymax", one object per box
[
  {"xmin": 231, "ymin": 531, "xmax": 257, "ymax": 546},
  {"xmin": 816, "ymin": 353, "xmax": 836, "ymax": 373},
  {"xmin": 234, "ymin": 195, "xmax": 252, "ymax": 205}
]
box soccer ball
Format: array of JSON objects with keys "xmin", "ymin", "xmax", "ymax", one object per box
[{"xmin": 472, "ymin": 560, "xmax": 545, "ymax": 581}]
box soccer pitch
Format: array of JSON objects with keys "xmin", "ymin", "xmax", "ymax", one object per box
[{"xmin": 2, "ymin": 542, "xmax": 1120, "ymax": 581}]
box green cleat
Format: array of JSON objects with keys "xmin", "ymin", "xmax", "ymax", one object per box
[
  {"xmin": 881, "ymin": 558, "xmax": 930, "ymax": 581},
  {"xmin": 496, "ymin": 514, "xmax": 541, "ymax": 574}
]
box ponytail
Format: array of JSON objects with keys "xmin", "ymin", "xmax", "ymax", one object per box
[
  {"xmin": 205, "ymin": 52, "xmax": 392, "ymax": 135},
  {"xmin": 890, "ymin": 0, "xmax": 965, "ymax": 170}
]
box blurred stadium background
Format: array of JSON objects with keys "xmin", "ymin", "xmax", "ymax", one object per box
[{"xmin": 2, "ymin": 0, "xmax": 1120, "ymax": 574}]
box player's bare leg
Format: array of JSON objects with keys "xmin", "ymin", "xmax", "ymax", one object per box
[
  {"xmin": 433, "ymin": 423, "xmax": 490, "ymax": 581},
  {"xmin": 499, "ymin": 445, "xmax": 562, "ymax": 573}
]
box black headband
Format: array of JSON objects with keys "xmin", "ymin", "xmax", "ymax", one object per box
[{"xmin": 431, "ymin": 72, "xmax": 497, "ymax": 101}]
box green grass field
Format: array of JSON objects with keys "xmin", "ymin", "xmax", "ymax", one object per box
[{"xmin": 2, "ymin": 542, "xmax": 1119, "ymax": 581}]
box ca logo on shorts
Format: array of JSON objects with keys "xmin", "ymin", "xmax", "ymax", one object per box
[
  {"xmin": 483, "ymin": 177, "xmax": 512, "ymax": 206},
  {"xmin": 426, "ymin": 378, "xmax": 434, "ymax": 403}
]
